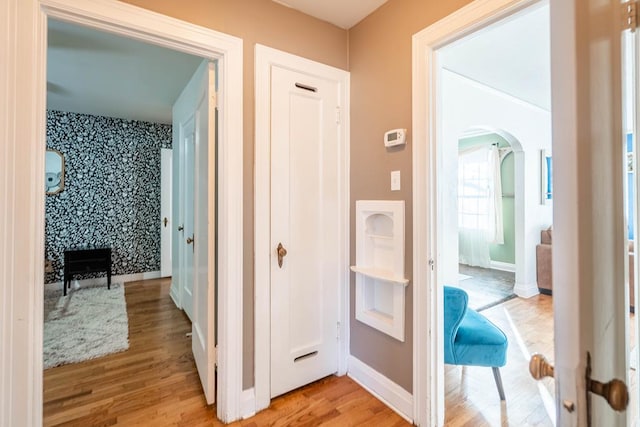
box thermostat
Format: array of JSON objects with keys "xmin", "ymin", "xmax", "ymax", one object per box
[{"xmin": 384, "ymin": 129, "xmax": 407, "ymax": 147}]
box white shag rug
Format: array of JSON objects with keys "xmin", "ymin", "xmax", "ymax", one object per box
[{"xmin": 43, "ymin": 282, "xmax": 129, "ymax": 369}]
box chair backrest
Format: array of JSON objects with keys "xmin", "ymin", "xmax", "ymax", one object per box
[{"xmin": 443, "ymin": 286, "xmax": 469, "ymax": 364}]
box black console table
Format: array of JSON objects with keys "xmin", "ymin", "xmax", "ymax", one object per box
[{"xmin": 63, "ymin": 247, "xmax": 112, "ymax": 296}]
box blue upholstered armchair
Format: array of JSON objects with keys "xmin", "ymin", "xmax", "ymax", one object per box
[{"xmin": 444, "ymin": 286, "xmax": 508, "ymax": 400}]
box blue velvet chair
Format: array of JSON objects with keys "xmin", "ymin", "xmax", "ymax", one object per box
[{"xmin": 444, "ymin": 285, "xmax": 508, "ymax": 400}]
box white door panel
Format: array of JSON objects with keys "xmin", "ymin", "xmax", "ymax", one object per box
[
  {"xmin": 160, "ymin": 148, "xmax": 173, "ymax": 278},
  {"xmin": 183, "ymin": 122, "xmax": 195, "ymax": 322},
  {"xmin": 192, "ymin": 61, "xmax": 217, "ymax": 405},
  {"xmin": 171, "ymin": 60, "xmax": 217, "ymax": 405},
  {"xmin": 270, "ymin": 66, "xmax": 340, "ymax": 398},
  {"xmin": 551, "ymin": 0, "xmax": 628, "ymax": 425}
]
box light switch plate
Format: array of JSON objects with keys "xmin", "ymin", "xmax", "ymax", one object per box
[{"xmin": 391, "ymin": 170, "xmax": 401, "ymax": 191}]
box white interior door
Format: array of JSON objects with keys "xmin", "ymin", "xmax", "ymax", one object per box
[
  {"xmin": 183, "ymin": 121, "xmax": 196, "ymax": 321},
  {"xmin": 551, "ymin": 0, "xmax": 629, "ymax": 425},
  {"xmin": 626, "ymin": 14, "xmax": 640, "ymax": 426},
  {"xmin": 270, "ymin": 65, "xmax": 341, "ymax": 398},
  {"xmin": 192, "ymin": 61, "xmax": 217, "ymax": 405},
  {"xmin": 161, "ymin": 148, "xmax": 173, "ymax": 278}
]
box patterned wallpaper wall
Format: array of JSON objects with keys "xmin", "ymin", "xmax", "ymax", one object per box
[{"xmin": 45, "ymin": 110, "xmax": 172, "ymax": 283}]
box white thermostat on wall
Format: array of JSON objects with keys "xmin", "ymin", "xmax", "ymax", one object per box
[{"xmin": 384, "ymin": 129, "xmax": 407, "ymax": 147}]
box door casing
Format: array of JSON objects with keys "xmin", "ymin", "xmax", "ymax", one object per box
[
  {"xmin": 254, "ymin": 44, "xmax": 350, "ymax": 413},
  {"xmin": 412, "ymin": 0, "xmax": 550, "ymax": 425},
  {"xmin": 1, "ymin": 0, "xmax": 244, "ymax": 424}
]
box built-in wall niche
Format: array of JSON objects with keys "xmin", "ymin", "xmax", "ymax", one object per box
[{"xmin": 351, "ymin": 200, "xmax": 408, "ymax": 341}]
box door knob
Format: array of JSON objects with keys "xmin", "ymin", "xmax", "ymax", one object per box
[
  {"xmin": 186, "ymin": 236, "xmax": 194, "ymax": 244},
  {"xmin": 529, "ymin": 353, "xmax": 554, "ymax": 380},
  {"xmin": 277, "ymin": 243, "xmax": 287, "ymax": 268},
  {"xmin": 586, "ymin": 352, "xmax": 629, "ymax": 412},
  {"xmin": 178, "ymin": 225, "xmax": 184, "ymax": 231}
]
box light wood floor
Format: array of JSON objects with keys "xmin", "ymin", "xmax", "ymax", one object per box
[
  {"xmin": 44, "ymin": 278, "xmax": 634, "ymax": 426},
  {"xmin": 43, "ymin": 278, "xmax": 409, "ymax": 426},
  {"xmin": 444, "ymin": 294, "xmax": 555, "ymax": 427}
]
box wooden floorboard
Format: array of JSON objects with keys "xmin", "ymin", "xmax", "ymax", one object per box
[
  {"xmin": 43, "ymin": 278, "xmax": 408, "ymax": 426},
  {"xmin": 44, "ymin": 278, "xmax": 635, "ymax": 426}
]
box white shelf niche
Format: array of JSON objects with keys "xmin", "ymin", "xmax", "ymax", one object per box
[{"xmin": 352, "ymin": 200, "xmax": 407, "ymax": 342}]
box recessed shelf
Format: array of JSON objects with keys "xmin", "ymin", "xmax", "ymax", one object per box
[
  {"xmin": 350, "ymin": 266, "xmax": 409, "ymax": 286},
  {"xmin": 354, "ymin": 200, "xmax": 407, "ymax": 342}
]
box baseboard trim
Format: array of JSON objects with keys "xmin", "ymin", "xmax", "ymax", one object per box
[
  {"xmin": 241, "ymin": 388, "xmax": 256, "ymax": 419},
  {"xmin": 45, "ymin": 271, "xmax": 162, "ymax": 289},
  {"xmin": 169, "ymin": 283, "xmax": 182, "ymax": 309},
  {"xmin": 514, "ymin": 281, "xmax": 540, "ymax": 298},
  {"xmin": 347, "ymin": 355, "xmax": 413, "ymax": 423},
  {"xmin": 489, "ymin": 261, "xmax": 516, "ymax": 272}
]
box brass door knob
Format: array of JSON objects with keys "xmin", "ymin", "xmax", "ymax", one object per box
[
  {"xmin": 178, "ymin": 225, "xmax": 184, "ymax": 231},
  {"xmin": 589, "ymin": 378, "xmax": 628, "ymax": 412},
  {"xmin": 277, "ymin": 243, "xmax": 287, "ymax": 268},
  {"xmin": 529, "ymin": 353, "xmax": 554, "ymax": 380},
  {"xmin": 587, "ymin": 352, "xmax": 629, "ymax": 412}
]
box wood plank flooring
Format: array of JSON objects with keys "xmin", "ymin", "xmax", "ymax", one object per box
[
  {"xmin": 444, "ymin": 294, "xmax": 555, "ymax": 427},
  {"xmin": 43, "ymin": 278, "xmax": 408, "ymax": 426},
  {"xmin": 45, "ymin": 277, "xmax": 633, "ymax": 426}
]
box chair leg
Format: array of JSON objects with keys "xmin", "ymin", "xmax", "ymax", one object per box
[{"xmin": 492, "ymin": 367, "xmax": 506, "ymax": 401}]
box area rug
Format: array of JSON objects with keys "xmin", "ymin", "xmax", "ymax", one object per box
[{"xmin": 43, "ymin": 283, "xmax": 129, "ymax": 369}]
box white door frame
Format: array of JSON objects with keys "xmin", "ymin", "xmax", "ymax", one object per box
[
  {"xmin": 0, "ymin": 0, "xmax": 243, "ymax": 424},
  {"xmin": 254, "ymin": 44, "xmax": 350, "ymax": 413},
  {"xmin": 411, "ymin": 0, "xmax": 540, "ymax": 424}
]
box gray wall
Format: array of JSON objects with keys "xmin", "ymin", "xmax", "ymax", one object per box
[{"xmin": 45, "ymin": 110, "xmax": 171, "ymax": 284}]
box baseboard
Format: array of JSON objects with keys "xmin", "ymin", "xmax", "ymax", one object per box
[
  {"xmin": 45, "ymin": 271, "xmax": 162, "ymax": 289},
  {"xmin": 347, "ymin": 355, "xmax": 413, "ymax": 423},
  {"xmin": 241, "ymin": 388, "xmax": 256, "ymax": 419},
  {"xmin": 169, "ymin": 283, "xmax": 182, "ymax": 309},
  {"xmin": 489, "ymin": 261, "xmax": 516, "ymax": 272},
  {"xmin": 514, "ymin": 281, "xmax": 540, "ymax": 298}
]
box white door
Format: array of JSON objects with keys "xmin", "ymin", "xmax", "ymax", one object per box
[
  {"xmin": 160, "ymin": 148, "xmax": 173, "ymax": 278},
  {"xmin": 192, "ymin": 61, "xmax": 217, "ymax": 405},
  {"xmin": 270, "ymin": 66, "xmax": 341, "ymax": 398},
  {"xmin": 550, "ymin": 0, "xmax": 630, "ymax": 425},
  {"xmin": 182, "ymin": 120, "xmax": 196, "ymax": 321}
]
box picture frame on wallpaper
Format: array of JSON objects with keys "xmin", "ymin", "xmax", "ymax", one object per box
[
  {"xmin": 540, "ymin": 149, "xmax": 552, "ymax": 205},
  {"xmin": 45, "ymin": 148, "xmax": 65, "ymax": 195}
]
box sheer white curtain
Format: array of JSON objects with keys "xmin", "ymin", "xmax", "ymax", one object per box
[{"xmin": 458, "ymin": 145, "xmax": 504, "ymax": 267}]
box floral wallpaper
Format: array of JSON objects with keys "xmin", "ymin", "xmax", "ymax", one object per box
[{"xmin": 45, "ymin": 110, "xmax": 171, "ymax": 283}]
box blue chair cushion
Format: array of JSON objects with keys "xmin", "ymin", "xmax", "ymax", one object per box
[
  {"xmin": 443, "ymin": 286, "xmax": 468, "ymax": 363},
  {"xmin": 453, "ymin": 308, "xmax": 507, "ymax": 367}
]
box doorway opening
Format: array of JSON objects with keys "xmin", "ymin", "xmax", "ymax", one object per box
[
  {"xmin": 414, "ymin": 0, "xmax": 640, "ymax": 424},
  {"xmin": 21, "ymin": 1, "xmax": 245, "ymax": 423},
  {"xmin": 437, "ymin": 4, "xmax": 554, "ymax": 424},
  {"xmin": 453, "ymin": 129, "xmax": 519, "ymax": 312},
  {"xmin": 43, "ymin": 18, "xmax": 220, "ymax": 423}
]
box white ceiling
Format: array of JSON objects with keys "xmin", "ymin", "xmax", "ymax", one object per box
[
  {"xmin": 440, "ymin": 3, "xmax": 550, "ymax": 111},
  {"xmin": 47, "ymin": 20, "xmax": 203, "ymax": 124},
  {"xmin": 273, "ymin": 0, "xmax": 389, "ymax": 29},
  {"xmin": 48, "ymin": 3, "xmax": 549, "ymax": 125}
]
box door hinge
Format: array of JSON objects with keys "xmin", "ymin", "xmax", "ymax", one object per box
[
  {"xmin": 336, "ymin": 107, "xmax": 341, "ymax": 125},
  {"xmin": 623, "ymin": 1, "xmax": 638, "ymax": 32},
  {"xmin": 336, "ymin": 322, "xmax": 341, "ymax": 340},
  {"xmin": 214, "ymin": 344, "xmax": 218, "ymax": 368},
  {"xmin": 428, "ymin": 258, "xmax": 435, "ymax": 271}
]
